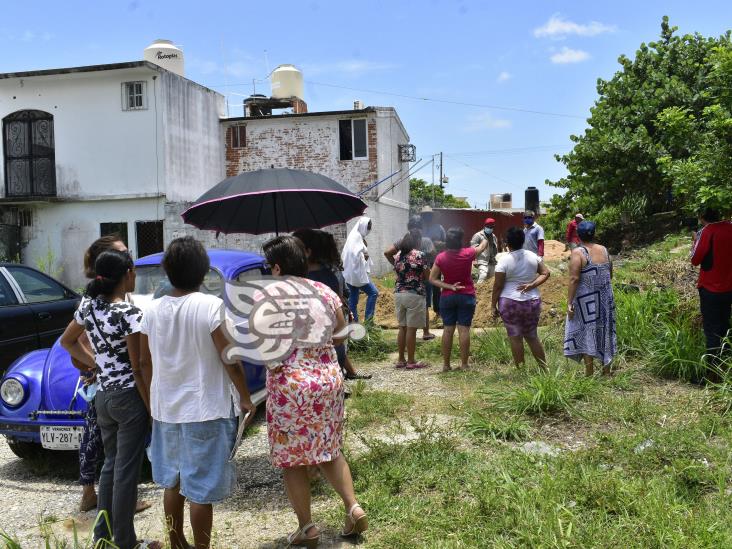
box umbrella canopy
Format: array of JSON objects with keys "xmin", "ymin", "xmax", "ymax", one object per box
[{"xmin": 181, "ymin": 168, "xmax": 367, "ymax": 235}]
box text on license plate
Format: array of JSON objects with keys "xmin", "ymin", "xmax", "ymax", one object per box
[{"xmin": 40, "ymin": 426, "xmax": 83, "ymax": 450}]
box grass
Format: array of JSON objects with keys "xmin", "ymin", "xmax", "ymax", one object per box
[
  {"xmin": 347, "ymin": 383, "xmax": 414, "ymax": 430},
  {"xmin": 348, "ymin": 321, "xmax": 393, "ymax": 362},
  {"xmin": 479, "ymin": 365, "xmax": 601, "ymax": 417}
]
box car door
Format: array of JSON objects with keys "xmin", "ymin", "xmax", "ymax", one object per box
[
  {"xmin": 4, "ymin": 266, "xmax": 80, "ymax": 349},
  {"xmin": 0, "ymin": 268, "xmax": 38, "ymax": 374}
]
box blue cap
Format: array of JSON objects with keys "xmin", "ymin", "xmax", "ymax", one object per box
[{"xmin": 577, "ymin": 220, "xmax": 596, "ymax": 240}]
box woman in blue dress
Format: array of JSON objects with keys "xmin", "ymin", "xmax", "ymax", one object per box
[{"xmin": 564, "ymin": 221, "xmax": 617, "ymax": 375}]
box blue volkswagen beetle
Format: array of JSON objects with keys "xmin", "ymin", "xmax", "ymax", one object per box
[{"xmin": 0, "ymin": 249, "xmax": 268, "ymax": 459}]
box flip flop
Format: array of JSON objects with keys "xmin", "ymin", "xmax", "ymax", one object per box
[
  {"xmin": 406, "ymin": 362, "xmax": 429, "ymax": 370},
  {"xmin": 422, "ymin": 334, "xmax": 436, "ymax": 341},
  {"xmin": 394, "ymin": 362, "xmax": 407, "ymax": 369}
]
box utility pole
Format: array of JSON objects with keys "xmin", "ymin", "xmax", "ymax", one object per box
[{"xmin": 439, "ymin": 152, "xmax": 444, "ymax": 189}]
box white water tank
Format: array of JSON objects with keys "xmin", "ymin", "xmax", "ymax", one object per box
[
  {"xmin": 271, "ymin": 64, "xmax": 304, "ymax": 100},
  {"xmin": 144, "ymin": 39, "xmax": 184, "ymax": 76}
]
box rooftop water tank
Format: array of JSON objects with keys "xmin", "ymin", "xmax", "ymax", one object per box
[
  {"xmin": 144, "ymin": 39, "xmax": 184, "ymax": 76},
  {"xmin": 271, "ymin": 64, "xmax": 304, "ymax": 100},
  {"xmin": 525, "ymin": 186, "xmax": 540, "ymax": 214}
]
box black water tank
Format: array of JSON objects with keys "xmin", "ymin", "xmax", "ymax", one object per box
[{"xmin": 525, "ymin": 186, "xmax": 540, "ymax": 214}]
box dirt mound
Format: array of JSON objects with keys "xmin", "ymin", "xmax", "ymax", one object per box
[{"xmin": 360, "ymin": 242, "xmax": 570, "ymax": 329}]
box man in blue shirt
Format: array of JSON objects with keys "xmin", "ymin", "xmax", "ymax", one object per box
[{"xmin": 522, "ymin": 210, "xmax": 545, "ymax": 258}]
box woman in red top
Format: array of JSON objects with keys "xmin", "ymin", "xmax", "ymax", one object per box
[
  {"xmin": 430, "ymin": 227, "xmax": 488, "ymax": 371},
  {"xmin": 690, "ymin": 207, "xmax": 732, "ymax": 371}
]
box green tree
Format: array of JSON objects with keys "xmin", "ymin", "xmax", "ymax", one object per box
[
  {"xmin": 544, "ymin": 17, "xmax": 732, "ymax": 240},
  {"xmin": 409, "ymin": 177, "xmax": 470, "ymax": 213}
]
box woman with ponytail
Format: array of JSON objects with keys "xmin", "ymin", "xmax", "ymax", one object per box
[{"xmin": 61, "ymin": 250, "xmax": 154, "ymax": 549}]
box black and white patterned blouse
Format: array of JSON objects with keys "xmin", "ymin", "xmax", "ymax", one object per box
[{"xmin": 74, "ymin": 296, "xmax": 143, "ymax": 391}]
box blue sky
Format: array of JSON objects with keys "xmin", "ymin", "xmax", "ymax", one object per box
[{"xmin": 2, "ymin": 0, "xmax": 730, "ymax": 208}]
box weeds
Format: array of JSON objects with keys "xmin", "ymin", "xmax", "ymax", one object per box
[
  {"xmin": 348, "ymin": 320, "xmax": 392, "ymax": 362},
  {"xmin": 472, "ymin": 329, "xmax": 513, "ymax": 364},
  {"xmin": 482, "ymin": 367, "xmax": 600, "ymax": 417},
  {"xmin": 465, "ymin": 412, "xmax": 531, "ymax": 441}
]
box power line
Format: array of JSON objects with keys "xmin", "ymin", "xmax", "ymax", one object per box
[
  {"xmin": 444, "ymin": 145, "xmax": 568, "ymax": 156},
  {"xmin": 443, "ymin": 154, "xmax": 516, "ymax": 186},
  {"xmin": 206, "ymin": 79, "xmax": 585, "ymax": 119}
]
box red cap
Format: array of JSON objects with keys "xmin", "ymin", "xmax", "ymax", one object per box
[{"xmin": 484, "ymin": 217, "xmax": 496, "ymax": 225}]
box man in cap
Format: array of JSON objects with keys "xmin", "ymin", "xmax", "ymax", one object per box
[
  {"xmin": 470, "ymin": 217, "xmax": 499, "ymax": 283},
  {"xmin": 420, "ymin": 206, "xmax": 447, "ymax": 321},
  {"xmin": 565, "ymin": 213, "xmax": 584, "ymax": 250}
]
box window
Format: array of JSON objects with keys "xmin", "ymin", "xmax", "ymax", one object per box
[
  {"xmin": 135, "ymin": 266, "xmax": 224, "ymax": 299},
  {"xmin": 135, "ymin": 220, "xmax": 164, "ymax": 259},
  {"xmin": 3, "ymin": 110, "xmax": 56, "ymax": 198},
  {"xmin": 230, "ymin": 125, "xmax": 246, "ymax": 149},
  {"xmin": 6, "ymin": 266, "xmax": 66, "ymax": 304},
  {"xmin": 100, "ymin": 222, "xmax": 129, "ymax": 247},
  {"xmin": 122, "ymin": 81, "xmax": 147, "ymax": 111},
  {"xmin": 339, "ymin": 119, "xmax": 368, "ymax": 160},
  {"xmin": 0, "ymin": 273, "xmax": 18, "ymax": 306}
]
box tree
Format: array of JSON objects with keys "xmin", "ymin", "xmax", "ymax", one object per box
[
  {"xmin": 409, "ymin": 178, "xmax": 470, "ymax": 213},
  {"xmin": 543, "ymin": 17, "xmax": 732, "ymax": 240}
]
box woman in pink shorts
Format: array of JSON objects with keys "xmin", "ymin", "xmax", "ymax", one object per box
[{"xmin": 491, "ymin": 227, "xmax": 550, "ymax": 368}]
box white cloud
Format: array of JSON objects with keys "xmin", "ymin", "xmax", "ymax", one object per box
[
  {"xmin": 465, "ymin": 113, "xmax": 512, "ymax": 132},
  {"xmin": 550, "ymin": 47, "xmax": 590, "ymax": 64},
  {"xmin": 497, "ymin": 71, "xmax": 512, "ymax": 83},
  {"xmin": 534, "ymin": 14, "xmax": 616, "ymax": 39}
]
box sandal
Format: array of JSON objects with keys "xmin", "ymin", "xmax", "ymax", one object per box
[
  {"xmin": 287, "ymin": 522, "xmax": 320, "ymax": 548},
  {"xmin": 422, "ymin": 333, "xmax": 436, "ymax": 341},
  {"xmin": 341, "ymin": 503, "xmax": 368, "ymax": 538},
  {"xmin": 345, "ymin": 372, "xmax": 373, "ymax": 380},
  {"xmin": 406, "ymin": 361, "xmax": 429, "ymax": 370},
  {"xmin": 394, "ymin": 361, "xmax": 407, "ymax": 369}
]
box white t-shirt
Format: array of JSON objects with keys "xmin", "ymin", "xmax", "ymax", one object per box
[
  {"xmin": 140, "ymin": 292, "xmax": 239, "ymax": 423},
  {"xmin": 495, "ymin": 249, "xmax": 542, "ymax": 301}
]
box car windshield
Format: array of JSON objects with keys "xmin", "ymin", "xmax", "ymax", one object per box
[{"xmin": 131, "ymin": 266, "xmax": 224, "ymax": 309}]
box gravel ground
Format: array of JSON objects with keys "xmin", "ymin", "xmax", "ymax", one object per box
[{"xmin": 0, "ymin": 338, "xmax": 451, "ymax": 548}]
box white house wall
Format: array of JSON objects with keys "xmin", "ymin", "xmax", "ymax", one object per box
[
  {"xmin": 160, "ymin": 71, "xmax": 226, "ymax": 202},
  {"xmin": 22, "ymin": 197, "xmax": 164, "ymax": 289},
  {"xmin": 0, "ymin": 67, "xmax": 163, "ymax": 199}
]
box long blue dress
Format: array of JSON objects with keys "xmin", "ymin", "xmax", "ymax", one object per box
[{"xmin": 563, "ymin": 246, "xmax": 617, "ymax": 365}]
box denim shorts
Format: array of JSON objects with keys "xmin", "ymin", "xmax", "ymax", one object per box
[
  {"xmin": 149, "ymin": 416, "xmax": 238, "ymax": 504},
  {"xmin": 440, "ymin": 293, "xmax": 477, "ymax": 326}
]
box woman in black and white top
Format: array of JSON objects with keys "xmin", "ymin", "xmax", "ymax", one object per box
[{"xmin": 62, "ymin": 250, "xmax": 152, "ymax": 549}]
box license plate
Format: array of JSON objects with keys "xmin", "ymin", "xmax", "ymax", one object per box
[{"xmin": 40, "ymin": 426, "xmax": 83, "ymax": 450}]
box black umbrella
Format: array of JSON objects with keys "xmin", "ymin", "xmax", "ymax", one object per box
[{"xmin": 181, "ymin": 168, "xmax": 367, "ymax": 235}]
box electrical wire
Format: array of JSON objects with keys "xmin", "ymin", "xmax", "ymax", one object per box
[
  {"xmin": 443, "ymin": 154, "xmax": 515, "ymax": 186},
  {"xmin": 207, "ymin": 79, "xmax": 585, "ymax": 119}
]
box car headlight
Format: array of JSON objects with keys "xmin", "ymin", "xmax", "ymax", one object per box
[{"xmin": 0, "ymin": 378, "xmax": 25, "ymax": 407}]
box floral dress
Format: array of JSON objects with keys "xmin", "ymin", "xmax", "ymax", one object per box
[{"xmin": 266, "ymin": 280, "xmax": 345, "ymax": 468}]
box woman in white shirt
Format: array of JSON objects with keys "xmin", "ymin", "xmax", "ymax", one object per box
[{"xmin": 490, "ymin": 227, "xmax": 550, "ymax": 368}]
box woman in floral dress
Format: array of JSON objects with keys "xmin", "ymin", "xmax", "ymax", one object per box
[{"xmin": 261, "ymin": 235, "xmax": 367, "ymax": 548}]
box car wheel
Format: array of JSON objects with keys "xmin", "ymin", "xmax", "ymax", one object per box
[{"xmin": 7, "ymin": 439, "xmax": 46, "ymax": 460}]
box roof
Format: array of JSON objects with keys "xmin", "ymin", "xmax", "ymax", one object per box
[
  {"xmin": 0, "ymin": 61, "xmax": 155, "ymax": 80},
  {"xmin": 222, "ymin": 108, "xmax": 376, "ymax": 123},
  {"xmin": 0, "ymin": 60, "xmax": 221, "ymax": 96},
  {"xmin": 135, "ymin": 248, "xmax": 265, "ymax": 280}
]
